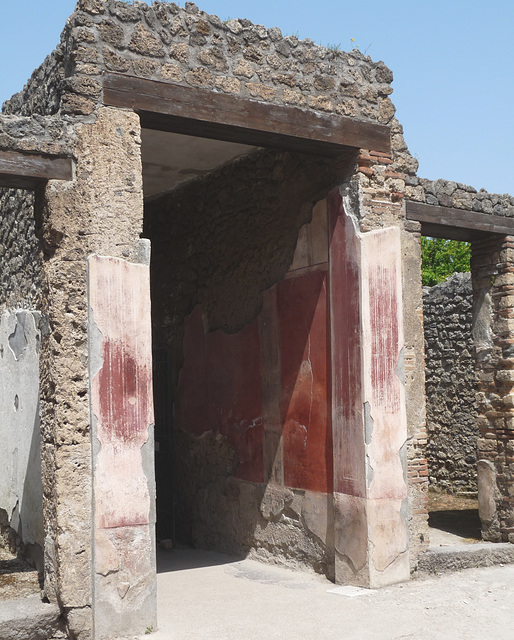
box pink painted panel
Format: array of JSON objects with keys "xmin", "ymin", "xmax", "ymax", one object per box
[
  {"xmin": 279, "ymin": 270, "xmax": 332, "ymax": 493},
  {"xmin": 361, "ymin": 228, "xmax": 407, "ymax": 501},
  {"xmin": 89, "ymin": 255, "xmax": 154, "ymax": 529},
  {"xmin": 178, "ymin": 307, "xmax": 264, "ymax": 483},
  {"xmin": 328, "ymin": 189, "xmax": 366, "ymax": 497}
]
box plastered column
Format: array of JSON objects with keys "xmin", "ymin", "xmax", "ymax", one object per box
[
  {"xmin": 36, "ymin": 106, "xmax": 154, "ymax": 639},
  {"xmin": 471, "ymin": 236, "xmax": 514, "ymax": 543},
  {"xmin": 89, "ymin": 252, "xmax": 156, "ymax": 638},
  {"xmin": 328, "ymin": 188, "xmax": 409, "ymax": 588}
]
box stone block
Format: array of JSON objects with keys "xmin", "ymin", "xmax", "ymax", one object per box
[
  {"xmin": 0, "ymin": 596, "xmax": 61, "ymax": 640},
  {"xmin": 478, "ymin": 459, "xmax": 497, "ymax": 524}
]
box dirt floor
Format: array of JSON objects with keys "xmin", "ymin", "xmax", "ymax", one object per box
[
  {"xmin": 0, "ymin": 548, "xmax": 41, "ymax": 600},
  {"xmin": 427, "ymin": 490, "xmax": 481, "ymax": 544},
  {"xmin": 427, "ymin": 490, "xmax": 479, "ymax": 512}
]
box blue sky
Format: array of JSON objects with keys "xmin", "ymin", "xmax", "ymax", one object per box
[{"xmin": 1, "ymin": 0, "xmax": 513, "ymax": 195}]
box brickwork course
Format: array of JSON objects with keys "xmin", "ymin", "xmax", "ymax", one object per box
[{"xmin": 0, "ymin": 1, "xmax": 513, "ymax": 639}]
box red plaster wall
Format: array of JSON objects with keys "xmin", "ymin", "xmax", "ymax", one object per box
[
  {"xmin": 178, "ymin": 306, "xmax": 264, "ymax": 483},
  {"xmin": 178, "ymin": 213, "xmax": 333, "ymax": 494},
  {"xmin": 328, "ymin": 189, "xmax": 367, "ymax": 498},
  {"xmin": 278, "ymin": 271, "xmax": 332, "ymax": 493}
]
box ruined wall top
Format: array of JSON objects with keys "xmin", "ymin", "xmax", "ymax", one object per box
[
  {"xmin": 2, "ymin": 0, "xmax": 396, "ymax": 128},
  {"xmin": 405, "ymin": 177, "xmax": 514, "ymax": 218},
  {"xmin": 2, "ymin": 0, "xmax": 511, "ymax": 213}
]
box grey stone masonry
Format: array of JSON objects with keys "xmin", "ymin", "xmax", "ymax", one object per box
[
  {"xmin": 423, "ymin": 272, "xmax": 479, "ymax": 494},
  {"xmin": 3, "ymin": 0, "xmax": 397, "ymax": 126},
  {"xmin": 405, "ymin": 177, "xmax": 514, "ymax": 218},
  {"xmin": 0, "ymin": 115, "xmax": 71, "ymax": 155}
]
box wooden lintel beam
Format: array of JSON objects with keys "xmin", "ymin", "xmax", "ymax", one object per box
[
  {"xmin": 103, "ymin": 73, "xmax": 391, "ymax": 156},
  {"xmin": 0, "ymin": 150, "xmax": 73, "ymax": 190},
  {"xmin": 406, "ymin": 200, "xmax": 514, "ymax": 241}
]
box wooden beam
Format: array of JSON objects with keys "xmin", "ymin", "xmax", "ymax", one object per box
[
  {"xmin": 406, "ymin": 200, "xmax": 514, "ymax": 241},
  {"xmin": 103, "ymin": 73, "xmax": 391, "ymax": 156},
  {"xmin": 0, "ymin": 150, "xmax": 73, "ymax": 190}
]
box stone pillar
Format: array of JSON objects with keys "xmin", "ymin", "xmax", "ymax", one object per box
[
  {"xmin": 328, "ymin": 188, "xmax": 409, "ymax": 588},
  {"xmin": 37, "ymin": 107, "xmax": 155, "ymax": 639},
  {"xmin": 401, "ymin": 225, "xmax": 429, "ymax": 567},
  {"xmin": 89, "ymin": 252, "xmax": 156, "ymax": 638},
  {"xmin": 472, "ymin": 236, "xmax": 514, "ymax": 543}
]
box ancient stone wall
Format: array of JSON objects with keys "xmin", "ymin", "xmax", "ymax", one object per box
[
  {"xmin": 0, "ymin": 189, "xmax": 40, "ymax": 310},
  {"xmin": 423, "ymin": 273, "xmax": 479, "ymax": 495},
  {"xmin": 405, "ymin": 177, "xmax": 514, "ymax": 216},
  {"xmin": 0, "ymin": 115, "xmax": 72, "ymax": 575},
  {"xmin": 3, "ymin": 0, "xmax": 397, "ymax": 125}
]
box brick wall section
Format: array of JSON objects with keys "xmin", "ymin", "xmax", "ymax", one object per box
[
  {"xmin": 472, "ymin": 236, "xmax": 514, "ymax": 542},
  {"xmin": 423, "ymin": 273, "xmax": 479, "ymax": 494}
]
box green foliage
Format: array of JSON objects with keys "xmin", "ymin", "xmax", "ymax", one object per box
[{"xmin": 421, "ymin": 237, "xmax": 471, "ymax": 286}]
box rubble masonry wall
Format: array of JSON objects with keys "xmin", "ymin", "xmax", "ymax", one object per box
[{"xmin": 423, "ymin": 273, "xmax": 479, "ymax": 495}]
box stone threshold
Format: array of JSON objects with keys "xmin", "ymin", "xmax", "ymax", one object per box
[
  {"xmin": 418, "ymin": 542, "xmax": 514, "ymax": 575},
  {"xmin": 0, "ymin": 595, "xmax": 61, "ymax": 640}
]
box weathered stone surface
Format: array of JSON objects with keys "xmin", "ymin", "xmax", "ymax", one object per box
[
  {"xmin": 477, "ymin": 459, "xmax": 498, "ymax": 525},
  {"xmin": 401, "ymin": 228, "xmax": 429, "ymax": 569},
  {"xmin": 471, "ymin": 236, "xmax": 514, "ymax": 542},
  {"xmin": 0, "ymin": 596, "xmax": 61, "ymax": 640},
  {"xmin": 301, "ymin": 491, "xmax": 333, "ymax": 546},
  {"xmin": 418, "ymin": 542, "xmax": 514, "ymax": 574},
  {"xmin": 406, "ymin": 177, "xmax": 514, "ymax": 217},
  {"xmin": 30, "ymin": 106, "xmax": 145, "ymax": 637}
]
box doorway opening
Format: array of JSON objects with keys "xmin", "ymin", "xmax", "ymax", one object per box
[
  {"xmin": 141, "ymin": 128, "xmax": 352, "ymax": 580},
  {"xmin": 421, "ymin": 238, "xmax": 480, "ymax": 544}
]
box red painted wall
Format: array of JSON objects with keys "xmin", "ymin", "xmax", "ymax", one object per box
[
  {"xmin": 279, "ymin": 270, "xmax": 332, "ymax": 493},
  {"xmin": 178, "ymin": 306, "xmax": 264, "ymax": 483},
  {"xmin": 178, "ymin": 212, "xmax": 333, "ymax": 494}
]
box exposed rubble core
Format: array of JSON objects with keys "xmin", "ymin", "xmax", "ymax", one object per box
[{"xmin": 423, "ymin": 273, "xmax": 479, "ymax": 494}]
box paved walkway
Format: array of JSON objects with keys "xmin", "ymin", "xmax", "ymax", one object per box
[{"xmin": 139, "ymin": 547, "xmax": 514, "ymax": 640}]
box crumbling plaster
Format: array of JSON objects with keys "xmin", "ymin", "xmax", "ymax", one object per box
[{"xmin": 0, "ymin": 310, "xmax": 44, "ymax": 570}]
